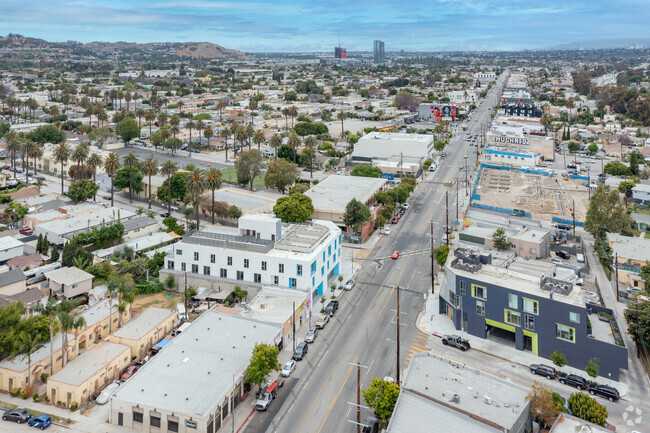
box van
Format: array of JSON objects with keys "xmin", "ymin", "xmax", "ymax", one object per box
[{"xmin": 170, "ymin": 205, "xmax": 180, "ymax": 213}]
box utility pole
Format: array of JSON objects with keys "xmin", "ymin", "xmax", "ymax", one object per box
[
  {"xmin": 445, "ymin": 191, "xmax": 449, "ymax": 247},
  {"xmin": 572, "ymin": 199, "xmax": 576, "ymax": 237},
  {"xmin": 588, "ymin": 167, "xmax": 591, "ymax": 200},
  {"xmin": 615, "ymin": 253, "xmax": 619, "ymax": 302},
  {"xmin": 348, "ymin": 362, "xmax": 369, "ymax": 433},
  {"xmin": 292, "ymin": 301, "xmax": 296, "ymax": 352},
  {"xmin": 183, "ymin": 272, "xmax": 188, "ymax": 323},
  {"xmin": 430, "ymin": 220, "xmax": 435, "ymax": 294},
  {"xmin": 465, "ymin": 157, "xmax": 469, "ymax": 196},
  {"xmin": 396, "ymin": 285, "xmax": 401, "ymax": 386},
  {"xmin": 456, "ymin": 177, "xmax": 459, "ymax": 223}
]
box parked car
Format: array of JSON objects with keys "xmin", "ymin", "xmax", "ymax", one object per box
[
  {"xmin": 18, "ymin": 227, "xmax": 33, "ymax": 235},
  {"xmin": 324, "ymin": 300, "xmax": 339, "ymax": 316},
  {"xmin": 96, "ymin": 381, "xmax": 120, "ymax": 405},
  {"xmin": 160, "ymin": 212, "xmax": 171, "ymax": 218},
  {"xmin": 529, "ymin": 364, "xmax": 557, "ymax": 379},
  {"xmin": 2, "ymin": 408, "xmax": 31, "ymax": 423},
  {"xmin": 402, "ymin": 203, "xmax": 410, "ymax": 210},
  {"xmin": 255, "ymin": 382, "xmax": 278, "ymax": 411},
  {"xmin": 559, "ymin": 374, "xmax": 587, "ymax": 390},
  {"xmin": 556, "ymin": 250, "xmax": 570, "ymax": 260},
  {"xmin": 442, "ymin": 334, "xmax": 471, "ymax": 351},
  {"xmin": 315, "ymin": 315, "xmax": 329, "ymax": 329},
  {"xmin": 28, "ymin": 414, "xmax": 52, "ymax": 429},
  {"xmin": 305, "ymin": 328, "xmax": 318, "ymax": 343},
  {"xmin": 1, "ymin": 165, "xmax": 10, "ymax": 170},
  {"xmin": 281, "ymin": 360, "xmax": 296, "ymax": 377},
  {"xmin": 576, "ymin": 253, "xmax": 585, "ymax": 263},
  {"xmin": 588, "ymin": 384, "xmax": 620, "ymax": 401},
  {"xmin": 120, "ymin": 364, "xmax": 140, "ymax": 381},
  {"xmin": 550, "ymin": 258, "xmax": 564, "ymax": 265},
  {"xmin": 556, "ymin": 224, "xmax": 572, "ymax": 231},
  {"xmin": 391, "ymin": 250, "xmax": 400, "ymax": 259},
  {"xmin": 344, "ymin": 280, "xmax": 355, "ymax": 290},
  {"xmin": 383, "ymin": 227, "xmax": 392, "ymax": 235},
  {"xmin": 391, "ymin": 216, "xmax": 399, "ymax": 224},
  {"xmin": 444, "ymin": 225, "xmax": 453, "ymax": 234},
  {"xmin": 293, "ymin": 341, "xmax": 309, "ymax": 361}
]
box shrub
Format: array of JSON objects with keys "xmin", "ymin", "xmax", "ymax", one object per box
[
  {"xmin": 41, "ymin": 372, "xmax": 49, "ymax": 383},
  {"xmin": 33, "ymin": 393, "xmax": 40, "ymax": 402},
  {"xmin": 70, "ymin": 401, "xmax": 79, "ymax": 411},
  {"xmin": 22, "ymin": 391, "xmax": 29, "ymax": 399},
  {"xmin": 10, "ymin": 387, "xmax": 21, "ymax": 397}
]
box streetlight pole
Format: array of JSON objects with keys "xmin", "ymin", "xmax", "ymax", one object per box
[
  {"xmin": 430, "ymin": 220, "xmax": 435, "ymax": 294},
  {"xmin": 445, "ymin": 191, "xmax": 449, "ymax": 247},
  {"xmin": 615, "ymin": 253, "xmax": 619, "ymax": 302},
  {"xmin": 396, "ymin": 285, "xmax": 401, "ymax": 386}
]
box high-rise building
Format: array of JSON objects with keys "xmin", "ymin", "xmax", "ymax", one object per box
[
  {"xmin": 373, "ymin": 40, "xmax": 385, "ymax": 63},
  {"xmin": 334, "ymin": 44, "xmax": 347, "ymax": 59}
]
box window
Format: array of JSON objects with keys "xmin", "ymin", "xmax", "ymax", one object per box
[
  {"xmin": 323, "ymin": 251, "xmax": 326, "ymax": 261},
  {"xmin": 273, "ymin": 276, "xmax": 279, "ymax": 285},
  {"xmin": 321, "ymin": 266, "xmax": 324, "ymax": 276},
  {"xmin": 262, "ymin": 261, "xmax": 267, "ymax": 271},
  {"xmin": 471, "ymin": 284, "xmax": 487, "ymax": 300},
  {"xmin": 150, "ymin": 415, "xmax": 161, "ymax": 428},
  {"xmin": 289, "ymin": 278, "xmax": 297, "ymax": 288},
  {"xmin": 176, "ymin": 249, "xmax": 182, "ymax": 256},
  {"xmin": 227, "ymin": 256, "xmax": 232, "ymax": 266},
  {"xmin": 167, "ymin": 261, "xmax": 174, "ymax": 270},
  {"xmin": 508, "ymin": 294, "xmax": 518, "ymax": 309},
  {"xmin": 569, "ymin": 312, "xmax": 580, "ymax": 324},
  {"xmin": 476, "ymin": 300, "xmax": 485, "ymax": 316},
  {"xmin": 311, "ymin": 261, "xmax": 316, "ymax": 275},
  {"xmin": 181, "ymin": 263, "xmax": 186, "ymax": 272},
  {"xmin": 194, "ymin": 252, "xmax": 199, "ymax": 261},
  {"xmin": 133, "ymin": 411, "xmax": 143, "ymax": 423},
  {"xmin": 522, "ymin": 298, "xmax": 539, "ymax": 315},
  {"xmin": 191, "ymin": 264, "xmax": 198, "ymax": 274},
  {"xmin": 529, "ymin": 247, "xmax": 536, "ymax": 254},
  {"xmin": 244, "ymin": 259, "xmax": 249, "ymax": 268},
  {"xmin": 72, "ymin": 283, "xmax": 78, "ymax": 288},
  {"xmin": 236, "ymin": 271, "xmax": 244, "ymax": 280},
  {"xmin": 556, "ymin": 324, "xmax": 575, "ymax": 342},
  {"xmin": 220, "ymin": 268, "xmax": 227, "ymax": 278},
  {"xmin": 254, "ymin": 273, "xmax": 261, "ymax": 283},
  {"xmin": 297, "ymin": 265, "xmax": 303, "ymax": 276},
  {"xmin": 449, "ymin": 292, "xmax": 461, "ymax": 308},
  {"xmin": 505, "ymin": 309, "xmax": 521, "ymax": 326},
  {"xmin": 328, "ymin": 245, "xmax": 331, "ymax": 256},
  {"xmin": 525, "ymin": 315, "xmax": 535, "ymax": 331},
  {"xmin": 459, "ymin": 280, "xmax": 466, "ymax": 295},
  {"xmin": 279, "ymin": 263, "xmax": 284, "ymax": 273},
  {"xmin": 210, "ymin": 254, "xmax": 215, "ymax": 263},
  {"xmin": 203, "ymin": 266, "xmax": 210, "ymax": 276},
  {"xmin": 168, "ymin": 420, "xmax": 179, "ymax": 432}
]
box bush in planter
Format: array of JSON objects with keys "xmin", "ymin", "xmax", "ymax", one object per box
[
  {"xmin": 22, "ymin": 391, "xmax": 29, "ymax": 399},
  {"xmin": 550, "ymin": 350, "xmax": 568, "ymax": 368},
  {"xmin": 41, "ymin": 372, "xmax": 49, "ymax": 383},
  {"xmin": 33, "ymin": 393, "xmax": 40, "ymax": 402},
  {"xmin": 10, "ymin": 387, "xmax": 21, "ymax": 397},
  {"xmin": 70, "ymin": 401, "xmax": 79, "ymax": 411}
]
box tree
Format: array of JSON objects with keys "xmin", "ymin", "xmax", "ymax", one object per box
[
  {"xmin": 394, "ymin": 91, "xmax": 420, "ymax": 111},
  {"xmin": 603, "ymin": 161, "xmax": 631, "ymax": 177},
  {"xmin": 585, "ymin": 185, "xmax": 634, "ymax": 236},
  {"xmin": 290, "ymin": 183, "xmax": 309, "ymax": 195},
  {"xmin": 230, "ymin": 205, "xmax": 242, "ymax": 219},
  {"xmin": 265, "ymin": 159, "xmax": 298, "ymax": 193},
  {"xmin": 87, "ymin": 153, "xmax": 103, "ymax": 202},
  {"xmin": 336, "ymin": 111, "xmax": 346, "ymax": 138},
  {"xmin": 587, "ymin": 143, "xmax": 599, "ymax": 155},
  {"xmin": 122, "ymin": 152, "xmax": 140, "ymax": 203},
  {"xmin": 628, "ymin": 151, "xmax": 645, "ymax": 176},
  {"xmin": 351, "ymin": 164, "xmax": 382, "ymax": 178},
  {"xmin": 116, "ymin": 117, "xmax": 140, "ymax": 146},
  {"xmin": 104, "ymin": 152, "xmax": 121, "ymax": 207},
  {"xmin": 32, "ymin": 298, "xmax": 59, "ymax": 376},
  {"xmin": 67, "ymin": 179, "xmax": 99, "ymax": 203},
  {"xmin": 550, "ymin": 350, "xmax": 567, "ymax": 368},
  {"xmin": 269, "ymin": 134, "xmax": 282, "ymax": 158},
  {"xmin": 304, "ymin": 135, "xmax": 318, "ymax": 177},
  {"xmin": 362, "ymin": 378, "xmax": 400, "ymax": 420},
  {"xmin": 273, "ymin": 193, "xmax": 314, "ymax": 223},
  {"xmin": 567, "ymin": 392, "xmax": 607, "ymax": 426},
  {"xmin": 235, "ymin": 149, "xmax": 265, "ymax": 190},
  {"xmin": 165, "ymin": 137, "xmax": 183, "ymax": 155},
  {"xmin": 142, "ymin": 157, "xmax": 159, "ymax": 209},
  {"xmin": 585, "ymin": 357, "xmax": 600, "ymax": 379},
  {"xmin": 245, "ymin": 343, "xmax": 281, "ymax": 388},
  {"xmin": 526, "ymin": 381, "xmax": 560, "ymax": 428},
  {"xmin": 205, "ymin": 168, "xmax": 223, "ymax": 224},
  {"xmin": 567, "ymin": 141, "xmax": 581, "ymax": 153},
  {"xmin": 204, "ymin": 126, "xmax": 214, "ymax": 149},
  {"xmin": 25, "ymin": 124, "xmax": 65, "ymax": 145},
  {"xmin": 625, "ymin": 300, "xmax": 650, "ymax": 352},
  {"xmin": 492, "ymin": 227, "xmax": 510, "ymax": 250},
  {"xmin": 343, "ymin": 198, "xmax": 371, "ymax": 232},
  {"xmin": 287, "ymin": 132, "xmax": 301, "ymax": 163},
  {"xmin": 434, "ymin": 140, "xmax": 446, "ymax": 153},
  {"xmin": 12, "ymin": 331, "xmax": 44, "ymax": 387},
  {"xmin": 186, "ymin": 168, "xmax": 206, "ymax": 230},
  {"xmin": 71, "ymin": 143, "xmax": 89, "ymax": 180},
  {"xmin": 53, "ymin": 143, "xmax": 71, "ymax": 195},
  {"xmin": 433, "ymin": 244, "xmax": 450, "ymax": 267},
  {"xmin": 50, "ymin": 246, "xmax": 60, "ymax": 262}
]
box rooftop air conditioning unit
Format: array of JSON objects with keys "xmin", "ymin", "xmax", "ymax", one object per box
[{"xmin": 484, "ymin": 396, "xmax": 492, "ymax": 405}]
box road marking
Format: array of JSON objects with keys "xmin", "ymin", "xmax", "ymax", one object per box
[
  {"xmin": 316, "ymin": 356, "xmax": 358, "ymax": 433},
  {"xmin": 293, "ymin": 355, "xmax": 343, "ymax": 433},
  {"xmin": 363, "ymin": 269, "xmax": 395, "ymax": 318},
  {"xmin": 376, "ymin": 268, "xmax": 406, "ymax": 320},
  {"xmin": 287, "ymin": 403, "xmax": 294, "ymax": 414}
]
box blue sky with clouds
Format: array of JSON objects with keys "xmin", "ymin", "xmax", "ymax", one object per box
[{"xmin": 1, "ymin": 0, "xmax": 649, "ymax": 52}]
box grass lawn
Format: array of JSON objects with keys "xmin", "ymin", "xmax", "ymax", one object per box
[
  {"xmin": 635, "ymin": 208, "xmax": 650, "ymax": 215},
  {"xmin": 220, "ymin": 167, "xmax": 267, "ymax": 189},
  {"xmin": 645, "ymin": 232, "xmax": 650, "ymax": 239},
  {"xmin": 0, "ymin": 401, "xmax": 74, "ymax": 425}
]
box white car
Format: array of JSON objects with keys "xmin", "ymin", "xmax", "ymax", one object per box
[
  {"xmin": 96, "ymin": 381, "xmax": 120, "ymax": 405},
  {"xmin": 281, "ymin": 360, "xmax": 296, "ymax": 377},
  {"xmin": 384, "ymin": 227, "xmax": 392, "ymax": 235},
  {"xmin": 344, "ymin": 280, "xmax": 355, "ymax": 290},
  {"xmin": 402, "ymin": 203, "xmax": 410, "ymax": 210}
]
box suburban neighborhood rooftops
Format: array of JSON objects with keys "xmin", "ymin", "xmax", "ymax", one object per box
[
  {"xmin": 608, "ymin": 233, "xmax": 650, "ymax": 263},
  {"xmin": 78, "ymin": 298, "xmax": 117, "ymax": 328},
  {"xmin": 0, "ymin": 236, "xmax": 25, "ymax": 252},
  {"xmin": 112, "ymin": 310, "xmax": 279, "ymax": 417},
  {"xmin": 0, "ymin": 332, "xmax": 69, "ymax": 372},
  {"xmin": 305, "ymin": 175, "xmax": 387, "ymax": 214},
  {"xmin": 111, "ymin": 307, "xmax": 176, "ymax": 341},
  {"xmin": 0, "ymin": 269, "xmax": 26, "ymax": 287},
  {"xmin": 44, "ymin": 266, "xmax": 93, "ymax": 285},
  {"xmin": 48, "ymin": 341, "xmax": 129, "ymax": 386}
]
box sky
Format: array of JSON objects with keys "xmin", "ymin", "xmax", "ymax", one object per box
[{"xmin": 1, "ymin": 0, "xmax": 649, "ymax": 52}]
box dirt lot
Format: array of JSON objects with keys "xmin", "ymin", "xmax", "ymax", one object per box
[
  {"xmin": 132, "ymin": 292, "xmax": 182, "ymax": 312},
  {"xmin": 474, "ymin": 168, "xmax": 590, "ymax": 222}
]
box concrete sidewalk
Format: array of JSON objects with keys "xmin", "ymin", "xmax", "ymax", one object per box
[{"xmin": 416, "ymin": 272, "xmax": 629, "ymax": 397}]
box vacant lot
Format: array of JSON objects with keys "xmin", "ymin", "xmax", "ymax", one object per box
[{"xmin": 132, "ymin": 292, "xmax": 181, "ymax": 312}]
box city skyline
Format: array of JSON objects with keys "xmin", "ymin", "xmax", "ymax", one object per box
[{"xmin": 1, "ymin": 0, "xmax": 649, "ymax": 52}]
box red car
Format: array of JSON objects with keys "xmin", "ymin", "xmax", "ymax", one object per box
[
  {"xmin": 120, "ymin": 365, "xmax": 140, "ymax": 381},
  {"xmin": 18, "ymin": 227, "xmax": 33, "ymax": 235},
  {"xmin": 2, "ymin": 165, "xmax": 10, "ymax": 170},
  {"xmin": 391, "ymin": 250, "xmax": 400, "ymax": 259}
]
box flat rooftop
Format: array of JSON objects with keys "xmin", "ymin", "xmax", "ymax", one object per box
[
  {"xmin": 360, "ymin": 131, "xmax": 433, "ymax": 143},
  {"xmin": 244, "ymin": 288, "xmax": 307, "ymax": 324},
  {"xmin": 549, "ymin": 413, "xmax": 611, "ymax": 433},
  {"xmin": 44, "ymin": 266, "xmax": 93, "ymax": 285},
  {"xmin": 78, "ymin": 298, "xmax": 116, "ymax": 328},
  {"xmin": 0, "ymin": 236, "xmax": 25, "ymax": 251},
  {"xmin": 112, "ymin": 307, "xmax": 176, "ymax": 341},
  {"xmin": 0, "ymin": 332, "xmax": 68, "ymax": 372},
  {"xmin": 274, "ymin": 222, "xmax": 330, "ymax": 253},
  {"xmin": 112, "ymin": 310, "xmax": 279, "ymax": 418},
  {"xmin": 48, "ymin": 341, "xmax": 129, "ymax": 386},
  {"xmin": 37, "ymin": 207, "xmax": 135, "ymax": 236},
  {"xmin": 182, "ymin": 229, "xmax": 274, "ymax": 254},
  {"xmin": 608, "ymin": 233, "xmax": 650, "ymax": 262},
  {"xmin": 388, "ymin": 352, "xmax": 529, "ymax": 433},
  {"xmin": 305, "ymin": 175, "xmax": 386, "ymax": 214}
]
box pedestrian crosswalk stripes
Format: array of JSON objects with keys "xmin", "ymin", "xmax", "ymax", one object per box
[
  {"xmin": 353, "ymin": 249, "xmax": 372, "ymax": 261},
  {"xmin": 405, "ymin": 332, "xmax": 429, "ymax": 365}
]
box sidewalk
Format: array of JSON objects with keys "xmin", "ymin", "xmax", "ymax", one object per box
[{"xmin": 416, "ymin": 272, "xmax": 630, "ymax": 397}]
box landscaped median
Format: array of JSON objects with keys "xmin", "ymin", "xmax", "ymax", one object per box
[{"xmin": 1, "ymin": 400, "xmax": 76, "ymax": 426}]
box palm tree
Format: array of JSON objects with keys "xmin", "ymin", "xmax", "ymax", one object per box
[
  {"xmin": 12, "ymin": 332, "xmax": 44, "ymax": 387},
  {"xmin": 288, "ymin": 132, "xmax": 301, "ymax": 163},
  {"xmin": 20, "ymin": 139, "xmax": 37, "ymax": 183},
  {"xmin": 71, "ymin": 142, "xmax": 89, "ymax": 180},
  {"xmin": 220, "ymin": 128, "xmax": 230, "ymax": 161},
  {"xmin": 245, "ymin": 124, "xmax": 255, "ymax": 150},
  {"xmin": 104, "ymin": 152, "xmax": 121, "ymax": 207},
  {"xmin": 160, "ymin": 160, "xmax": 178, "ymax": 215},
  {"xmin": 6, "ymin": 132, "xmax": 20, "ymax": 179},
  {"xmin": 144, "ymin": 110, "xmax": 156, "ymax": 140},
  {"xmin": 53, "ymin": 143, "xmax": 71, "ymax": 195},
  {"xmin": 33, "ymin": 298, "xmax": 59, "ymax": 376},
  {"xmin": 72, "ymin": 315, "xmax": 86, "ymax": 359},
  {"xmin": 87, "ymin": 153, "xmax": 104, "ymax": 201},
  {"xmin": 204, "ymin": 126, "xmax": 214, "ymax": 150},
  {"xmin": 289, "ymin": 106, "xmax": 298, "ymax": 128},
  {"xmin": 253, "ymin": 130, "xmax": 265, "ymax": 151},
  {"xmin": 269, "ymin": 134, "xmax": 282, "ymax": 159},
  {"xmin": 123, "ymin": 152, "xmax": 139, "ymax": 204},
  {"xmin": 142, "ymin": 156, "xmax": 159, "ymax": 209},
  {"xmin": 177, "ymin": 100, "xmax": 185, "ymax": 114},
  {"xmin": 196, "ymin": 120, "xmax": 205, "ymax": 149},
  {"xmin": 30, "ymin": 146, "xmax": 43, "ymax": 177},
  {"xmin": 230, "ymin": 123, "xmax": 241, "ymax": 156},
  {"xmin": 57, "ymin": 311, "xmax": 74, "ymax": 367},
  {"xmin": 304, "ymin": 135, "xmax": 318, "ymax": 178},
  {"xmin": 217, "ymin": 100, "xmax": 226, "ymax": 121},
  {"xmin": 135, "ymin": 108, "xmax": 145, "ymax": 127},
  {"xmin": 186, "ymin": 120, "xmax": 196, "ymax": 154},
  {"xmin": 205, "ymin": 168, "xmax": 222, "ymax": 224},
  {"xmin": 337, "ymin": 111, "xmax": 347, "ymax": 139},
  {"xmin": 186, "ymin": 168, "xmax": 206, "ymax": 230},
  {"xmin": 282, "ymin": 108, "xmax": 290, "ymax": 130}
]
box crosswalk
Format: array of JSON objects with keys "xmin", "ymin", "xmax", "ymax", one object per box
[
  {"xmin": 353, "ymin": 249, "xmax": 372, "ymax": 261},
  {"xmin": 405, "ymin": 332, "xmax": 429, "ymax": 365},
  {"xmin": 422, "ymin": 179, "xmax": 461, "ymax": 185}
]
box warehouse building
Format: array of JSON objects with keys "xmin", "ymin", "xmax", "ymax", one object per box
[{"xmin": 350, "ymin": 132, "xmax": 433, "ymax": 177}]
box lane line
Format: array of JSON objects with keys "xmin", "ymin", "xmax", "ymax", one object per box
[
  {"xmin": 316, "ymin": 356, "xmax": 359, "ymax": 433},
  {"xmin": 362, "ymin": 268, "xmax": 395, "ymax": 318},
  {"xmin": 376, "ymin": 268, "xmax": 406, "ymax": 320}
]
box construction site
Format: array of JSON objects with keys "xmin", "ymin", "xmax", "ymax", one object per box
[{"xmin": 472, "ymin": 167, "xmax": 591, "ymax": 223}]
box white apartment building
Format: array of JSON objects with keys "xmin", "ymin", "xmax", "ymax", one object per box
[
  {"xmin": 444, "ymin": 90, "xmax": 478, "ymax": 104},
  {"xmin": 165, "ymin": 214, "xmax": 342, "ymax": 300}
]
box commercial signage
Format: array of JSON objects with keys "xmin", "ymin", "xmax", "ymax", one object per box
[
  {"xmin": 381, "ymin": 173, "xmax": 395, "ymax": 180},
  {"xmin": 491, "ymin": 136, "xmax": 530, "ymax": 146},
  {"xmin": 186, "ymin": 420, "xmax": 197, "ymax": 429}
]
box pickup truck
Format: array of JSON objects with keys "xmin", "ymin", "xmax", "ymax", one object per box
[
  {"xmin": 441, "ymin": 334, "xmax": 471, "ymax": 351},
  {"xmin": 255, "ymin": 382, "xmax": 278, "ymax": 411}
]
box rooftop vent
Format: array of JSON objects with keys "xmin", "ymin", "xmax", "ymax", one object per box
[{"xmin": 484, "ymin": 396, "xmax": 492, "ymax": 405}]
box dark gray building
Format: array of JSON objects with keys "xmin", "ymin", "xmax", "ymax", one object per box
[
  {"xmin": 440, "ymin": 248, "xmax": 628, "ymax": 380},
  {"xmin": 373, "ymin": 40, "xmax": 385, "ymax": 64}
]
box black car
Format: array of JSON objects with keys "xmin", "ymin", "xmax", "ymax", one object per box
[
  {"xmin": 529, "ymin": 364, "xmax": 556, "ymax": 379},
  {"xmin": 556, "ymin": 250, "xmax": 570, "ymax": 260},
  {"xmin": 559, "ymin": 374, "xmax": 587, "ymax": 390},
  {"xmin": 556, "ymin": 224, "xmax": 572, "ymax": 231},
  {"xmin": 293, "ymin": 341, "xmax": 309, "ymax": 361},
  {"xmin": 324, "ymin": 300, "xmax": 339, "ymax": 316},
  {"xmin": 588, "ymin": 384, "xmax": 620, "ymax": 401},
  {"xmin": 2, "ymin": 408, "xmax": 32, "ymax": 423},
  {"xmin": 160, "ymin": 212, "xmax": 171, "ymax": 218}
]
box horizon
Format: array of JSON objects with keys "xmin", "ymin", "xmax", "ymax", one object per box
[{"xmin": 1, "ymin": 0, "xmax": 649, "ymax": 53}]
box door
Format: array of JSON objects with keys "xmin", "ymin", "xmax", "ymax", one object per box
[{"xmin": 117, "ymin": 412, "xmax": 123, "ymax": 426}]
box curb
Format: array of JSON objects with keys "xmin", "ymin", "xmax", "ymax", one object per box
[{"xmin": 236, "ymin": 408, "xmax": 256, "ymax": 433}]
